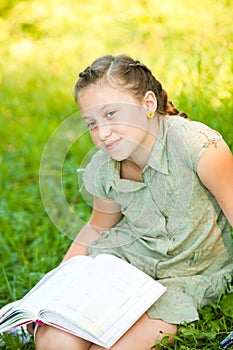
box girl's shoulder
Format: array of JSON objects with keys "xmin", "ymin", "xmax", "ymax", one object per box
[
  {"xmin": 165, "ymin": 116, "xmax": 223, "ymax": 170},
  {"xmin": 82, "ymin": 150, "xmax": 115, "ymax": 198},
  {"xmin": 85, "ymin": 149, "xmax": 110, "ymax": 169},
  {"xmin": 167, "ymin": 115, "xmax": 221, "ymax": 138},
  {"xmin": 85, "ymin": 150, "xmax": 117, "ymax": 180}
]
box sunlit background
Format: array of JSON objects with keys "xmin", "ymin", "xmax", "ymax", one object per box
[
  {"xmin": 0, "ymin": 1, "xmax": 232, "ymax": 347},
  {"xmin": 1, "ymin": 0, "xmax": 232, "ymax": 132}
]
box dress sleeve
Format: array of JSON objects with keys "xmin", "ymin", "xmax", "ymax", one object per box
[
  {"xmin": 167, "ymin": 117, "xmax": 223, "ymax": 171},
  {"xmin": 82, "ymin": 150, "xmax": 110, "ymax": 198}
]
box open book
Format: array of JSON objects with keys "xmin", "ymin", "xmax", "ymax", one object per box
[{"xmin": 0, "ymin": 254, "xmax": 166, "ymax": 348}]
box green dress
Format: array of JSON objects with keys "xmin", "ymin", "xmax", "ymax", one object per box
[{"xmin": 82, "ymin": 115, "xmax": 233, "ymax": 324}]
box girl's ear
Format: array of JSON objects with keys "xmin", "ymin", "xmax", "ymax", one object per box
[{"xmin": 143, "ymin": 91, "xmax": 157, "ymax": 112}]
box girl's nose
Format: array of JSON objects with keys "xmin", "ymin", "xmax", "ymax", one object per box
[{"xmin": 98, "ymin": 124, "xmax": 112, "ymax": 141}]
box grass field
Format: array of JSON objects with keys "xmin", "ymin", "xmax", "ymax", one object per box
[{"xmin": 0, "ymin": 0, "xmax": 232, "ymax": 348}]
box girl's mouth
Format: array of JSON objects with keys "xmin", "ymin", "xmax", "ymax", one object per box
[{"xmin": 105, "ymin": 139, "xmax": 121, "ymax": 150}]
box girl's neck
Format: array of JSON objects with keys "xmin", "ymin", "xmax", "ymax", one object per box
[
  {"xmin": 127, "ymin": 116, "xmax": 159, "ymax": 169},
  {"xmin": 120, "ymin": 159, "xmax": 143, "ymax": 182}
]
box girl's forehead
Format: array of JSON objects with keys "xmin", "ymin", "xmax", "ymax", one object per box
[
  {"xmin": 78, "ymin": 83, "xmax": 140, "ymax": 111},
  {"xmin": 80, "ymin": 102, "xmax": 143, "ymax": 119}
]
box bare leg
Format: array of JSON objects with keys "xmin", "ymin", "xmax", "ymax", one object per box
[
  {"xmin": 90, "ymin": 314, "xmax": 177, "ymax": 350},
  {"xmin": 35, "ymin": 314, "xmax": 177, "ymax": 350},
  {"xmin": 35, "ymin": 325, "xmax": 92, "ymax": 350}
]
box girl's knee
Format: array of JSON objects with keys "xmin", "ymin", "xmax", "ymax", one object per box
[
  {"xmin": 161, "ymin": 321, "xmax": 177, "ymax": 336},
  {"xmin": 35, "ymin": 326, "xmax": 65, "ymax": 350},
  {"xmin": 35, "ymin": 326, "xmax": 56, "ymax": 350},
  {"xmin": 156, "ymin": 320, "xmax": 177, "ymax": 344},
  {"xmin": 154, "ymin": 321, "xmax": 177, "ymax": 350},
  {"xmin": 35, "ymin": 325, "xmax": 91, "ymax": 350},
  {"xmin": 90, "ymin": 317, "xmax": 177, "ymax": 350}
]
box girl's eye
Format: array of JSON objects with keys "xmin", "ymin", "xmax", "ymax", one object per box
[
  {"xmin": 87, "ymin": 121, "xmax": 97, "ymax": 130},
  {"xmin": 106, "ymin": 110, "xmax": 116, "ymax": 119}
]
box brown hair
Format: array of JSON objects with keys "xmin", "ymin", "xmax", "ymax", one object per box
[{"xmin": 74, "ymin": 54, "xmax": 187, "ymax": 118}]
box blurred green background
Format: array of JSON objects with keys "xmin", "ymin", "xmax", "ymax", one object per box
[{"xmin": 0, "ymin": 0, "xmax": 232, "ymax": 348}]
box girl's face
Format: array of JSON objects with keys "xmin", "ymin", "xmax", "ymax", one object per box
[{"xmin": 78, "ymin": 83, "xmax": 157, "ymax": 164}]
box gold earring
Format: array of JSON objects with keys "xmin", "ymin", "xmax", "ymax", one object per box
[{"xmin": 147, "ymin": 110, "xmax": 155, "ymax": 119}]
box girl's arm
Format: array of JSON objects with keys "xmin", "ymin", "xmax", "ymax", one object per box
[
  {"xmin": 27, "ymin": 197, "xmax": 122, "ymax": 335},
  {"xmin": 197, "ymin": 140, "xmax": 233, "ymax": 227},
  {"xmin": 62, "ymin": 196, "xmax": 123, "ymax": 261}
]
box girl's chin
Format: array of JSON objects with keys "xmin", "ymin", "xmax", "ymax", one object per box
[{"xmin": 108, "ymin": 154, "xmax": 127, "ymax": 161}]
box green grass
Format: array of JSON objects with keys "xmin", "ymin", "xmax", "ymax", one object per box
[{"xmin": 0, "ymin": 0, "xmax": 232, "ymax": 348}]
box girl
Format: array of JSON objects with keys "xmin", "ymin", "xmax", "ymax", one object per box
[{"xmin": 35, "ymin": 54, "xmax": 233, "ymax": 350}]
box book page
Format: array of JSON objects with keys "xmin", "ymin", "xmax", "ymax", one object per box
[
  {"xmin": 0, "ymin": 300, "xmax": 35, "ymax": 332},
  {"xmin": 38, "ymin": 254, "xmax": 166, "ymax": 347},
  {"xmin": 0, "ymin": 254, "xmax": 166, "ymax": 346},
  {"xmin": 17, "ymin": 255, "xmax": 93, "ymax": 316},
  {"xmin": 0, "ymin": 259, "xmax": 92, "ymax": 333},
  {"xmin": 0, "ymin": 301, "xmax": 21, "ymax": 319}
]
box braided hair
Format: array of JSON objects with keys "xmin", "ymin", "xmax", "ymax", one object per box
[{"xmin": 74, "ymin": 54, "xmax": 188, "ymax": 118}]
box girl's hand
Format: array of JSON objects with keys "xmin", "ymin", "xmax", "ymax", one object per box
[{"xmin": 26, "ymin": 322, "xmax": 35, "ymax": 335}]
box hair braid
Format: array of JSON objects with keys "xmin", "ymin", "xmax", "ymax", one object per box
[
  {"xmin": 74, "ymin": 54, "xmax": 188, "ymax": 118},
  {"xmin": 131, "ymin": 61, "xmax": 188, "ymax": 118}
]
